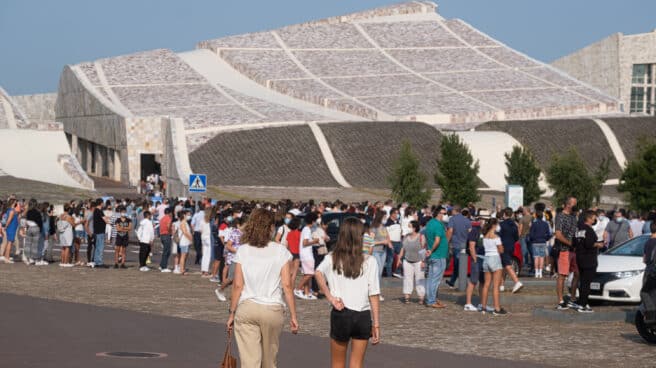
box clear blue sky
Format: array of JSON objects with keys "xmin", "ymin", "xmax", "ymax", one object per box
[{"xmin": 1, "ymin": 0, "xmax": 654, "ymax": 95}]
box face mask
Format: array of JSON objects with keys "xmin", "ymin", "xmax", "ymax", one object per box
[
  {"xmin": 226, "ymin": 216, "xmax": 234, "ymax": 223},
  {"xmin": 517, "ymin": 215, "xmax": 523, "ymax": 219},
  {"xmin": 121, "ymin": 213, "xmax": 127, "ymax": 217},
  {"xmin": 185, "ymin": 215, "xmax": 191, "ymax": 221},
  {"xmin": 284, "ymin": 218, "xmax": 291, "ymax": 225},
  {"xmin": 615, "ymin": 217, "xmax": 622, "ymax": 223},
  {"xmin": 317, "ymin": 218, "xmax": 322, "ymax": 225}
]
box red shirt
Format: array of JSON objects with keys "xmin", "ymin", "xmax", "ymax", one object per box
[
  {"xmin": 287, "ymin": 229, "xmax": 300, "ymax": 255},
  {"xmin": 159, "ymin": 214, "xmax": 172, "ymax": 236}
]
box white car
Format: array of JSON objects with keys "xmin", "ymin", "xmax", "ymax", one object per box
[{"xmin": 589, "ymin": 235, "xmax": 650, "ymax": 303}]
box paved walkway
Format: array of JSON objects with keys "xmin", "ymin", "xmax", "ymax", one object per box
[{"xmin": 1, "ymin": 293, "xmax": 547, "ymax": 368}]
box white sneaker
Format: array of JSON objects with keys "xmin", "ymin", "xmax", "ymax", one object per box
[
  {"xmin": 215, "ymin": 289, "xmax": 227, "ymax": 302},
  {"xmin": 161, "ymin": 268, "xmax": 172, "ymax": 273},
  {"xmin": 293, "ymin": 289, "xmax": 304, "ymax": 299},
  {"xmin": 477, "ymin": 304, "xmax": 494, "ymax": 312},
  {"xmin": 545, "ymin": 265, "xmax": 551, "ymax": 272},
  {"xmin": 379, "ymin": 295, "xmax": 385, "ymax": 302},
  {"xmin": 306, "ymin": 294, "xmax": 318, "ymax": 300},
  {"xmin": 512, "ymin": 282, "xmax": 524, "ymax": 294},
  {"xmin": 86, "ymin": 262, "xmax": 94, "ymax": 267},
  {"xmin": 499, "ymin": 285, "xmax": 505, "ymax": 292},
  {"xmin": 463, "ymin": 304, "xmax": 478, "ymax": 312},
  {"xmin": 0, "ymin": 256, "xmax": 5, "ymax": 262},
  {"xmin": 63, "ymin": 263, "xmax": 74, "ymax": 268},
  {"xmin": 40, "ymin": 260, "xmax": 49, "ymax": 266},
  {"xmin": 139, "ymin": 266, "xmax": 150, "ymax": 272},
  {"xmin": 59, "ymin": 263, "xmax": 65, "ymax": 267},
  {"xmin": 173, "ymin": 269, "xmax": 182, "ymax": 274},
  {"xmin": 22, "ymin": 255, "xmax": 28, "ymax": 264}
]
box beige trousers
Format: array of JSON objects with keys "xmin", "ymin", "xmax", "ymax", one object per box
[{"xmin": 234, "ymin": 300, "xmax": 284, "ymax": 368}]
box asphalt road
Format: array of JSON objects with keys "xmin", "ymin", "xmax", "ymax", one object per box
[{"xmin": 0, "ymin": 293, "xmax": 549, "ymax": 368}]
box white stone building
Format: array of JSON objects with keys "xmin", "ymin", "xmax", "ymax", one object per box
[{"xmin": 552, "ymin": 29, "xmax": 656, "ymax": 115}]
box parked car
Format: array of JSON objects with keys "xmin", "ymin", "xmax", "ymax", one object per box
[{"xmin": 588, "ymin": 235, "xmax": 650, "ymax": 303}]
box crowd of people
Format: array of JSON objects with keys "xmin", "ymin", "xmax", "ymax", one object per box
[
  {"xmin": 1, "ymin": 193, "xmax": 656, "ymax": 366},
  {"xmin": 1, "ymin": 195, "xmax": 656, "ymax": 309}
]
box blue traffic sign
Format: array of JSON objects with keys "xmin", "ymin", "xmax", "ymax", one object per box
[{"xmin": 188, "ymin": 174, "xmax": 207, "ymax": 193}]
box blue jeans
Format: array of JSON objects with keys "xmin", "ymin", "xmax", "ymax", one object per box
[
  {"xmin": 426, "ymin": 258, "xmax": 447, "ymax": 305},
  {"xmin": 159, "ymin": 235, "xmax": 172, "ymax": 269},
  {"xmin": 94, "ymin": 234, "xmax": 105, "ymax": 265},
  {"xmin": 520, "ymin": 236, "xmax": 533, "ymax": 268},
  {"xmin": 385, "ymin": 242, "xmax": 402, "ymax": 276},
  {"xmin": 372, "ymin": 249, "xmax": 386, "ymax": 278},
  {"xmin": 448, "ymin": 246, "xmax": 464, "ymax": 285}
]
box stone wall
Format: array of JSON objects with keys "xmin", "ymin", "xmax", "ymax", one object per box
[
  {"xmin": 125, "ymin": 116, "xmax": 166, "ymax": 187},
  {"xmin": 618, "ymin": 31, "xmax": 656, "ymax": 110},
  {"xmin": 162, "ymin": 117, "xmax": 191, "ymax": 197},
  {"xmin": 12, "ymin": 93, "xmax": 57, "ymax": 125}
]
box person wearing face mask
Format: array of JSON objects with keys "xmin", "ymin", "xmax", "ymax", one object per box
[
  {"xmin": 554, "ymin": 197, "xmax": 579, "ymax": 310},
  {"xmin": 114, "ymin": 207, "xmax": 132, "ymax": 269},
  {"xmin": 604, "ymin": 209, "xmax": 633, "ymax": 249},
  {"xmin": 593, "ymin": 209, "xmax": 610, "ymax": 250},
  {"xmin": 498, "ymin": 207, "xmax": 523, "ymax": 293},
  {"xmin": 175, "ymin": 210, "xmax": 193, "ymax": 275},
  {"xmin": 275, "ymin": 212, "xmax": 294, "ymax": 248}
]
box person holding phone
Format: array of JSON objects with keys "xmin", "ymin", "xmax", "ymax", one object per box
[{"xmin": 315, "ymin": 217, "xmax": 381, "ymax": 368}]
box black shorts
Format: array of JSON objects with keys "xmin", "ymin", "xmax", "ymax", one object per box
[
  {"xmin": 291, "ymin": 253, "xmax": 300, "ymax": 260},
  {"xmin": 501, "ymin": 245, "xmax": 514, "ymax": 267},
  {"xmin": 330, "ymin": 308, "xmax": 372, "ymax": 342},
  {"xmin": 213, "ymin": 246, "xmax": 223, "ymax": 261},
  {"xmin": 115, "ymin": 235, "xmax": 129, "ymax": 247}
]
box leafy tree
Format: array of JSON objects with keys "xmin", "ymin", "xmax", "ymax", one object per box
[
  {"xmin": 435, "ymin": 133, "xmax": 480, "ymax": 206},
  {"xmin": 388, "ymin": 140, "xmax": 432, "ymax": 207},
  {"xmin": 618, "ymin": 141, "xmax": 656, "ymax": 212},
  {"xmin": 593, "ymin": 156, "xmax": 611, "ymax": 205},
  {"xmin": 545, "ymin": 148, "xmax": 605, "ymax": 209},
  {"xmin": 504, "ymin": 145, "xmax": 545, "ymax": 205}
]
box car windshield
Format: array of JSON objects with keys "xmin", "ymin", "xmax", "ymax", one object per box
[{"xmin": 604, "ymin": 235, "xmax": 649, "ymax": 257}]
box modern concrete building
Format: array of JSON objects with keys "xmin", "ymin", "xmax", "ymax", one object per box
[
  {"xmin": 552, "ymin": 29, "xmax": 656, "ymax": 115},
  {"xmin": 54, "ymin": 2, "xmax": 629, "ymax": 196}
]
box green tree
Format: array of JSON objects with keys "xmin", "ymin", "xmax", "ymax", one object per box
[
  {"xmin": 618, "ymin": 141, "xmax": 656, "ymax": 212},
  {"xmin": 504, "ymin": 145, "xmax": 545, "ymax": 205},
  {"xmin": 545, "ymin": 148, "xmax": 605, "ymax": 209},
  {"xmin": 388, "ymin": 140, "xmax": 432, "ymax": 207},
  {"xmin": 435, "ymin": 133, "xmax": 480, "ymax": 206}
]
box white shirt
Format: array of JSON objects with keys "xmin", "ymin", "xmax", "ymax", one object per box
[
  {"xmin": 235, "ymin": 242, "xmax": 292, "ymax": 307},
  {"xmin": 300, "ymin": 226, "xmax": 314, "ymax": 261},
  {"xmin": 277, "ymin": 225, "xmax": 290, "ymax": 247},
  {"xmin": 386, "ymin": 220, "xmax": 402, "ymax": 242},
  {"xmin": 401, "ymin": 216, "xmax": 414, "ymax": 237},
  {"xmin": 178, "ymin": 220, "xmax": 192, "ymax": 246},
  {"xmin": 137, "ymin": 218, "xmax": 155, "ymax": 243},
  {"xmin": 200, "ymin": 218, "xmax": 211, "ymax": 245},
  {"xmin": 483, "ymin": 237, "xmax": 502, "ymax": 256},
  {"xmin": 317, "ymin": 254, "xmax": 380, "ymax": 312},
  {"xmin": 630, "ymin": 219, "xmax": 644, "ymax": 238},
  {"xmin": 593, "ymin": 216, "xmax": 609, "ymax": 242},
  {"xmin": 191, "ymin": 211, "xmax": 205, "ymax": 231}
]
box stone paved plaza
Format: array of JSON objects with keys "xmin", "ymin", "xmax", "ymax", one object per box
[{"xmin": 0, "ymin": 246, "xmax": 651, "ymax": 367}]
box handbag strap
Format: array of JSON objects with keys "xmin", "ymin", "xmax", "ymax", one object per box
[{"xmin": 223, "ymin": 330, "xmax": 233, "ymax": 361}]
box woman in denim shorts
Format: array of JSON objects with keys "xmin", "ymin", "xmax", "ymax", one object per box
[{"xmin": 480, "ymin": 218, "xmax": 507, "ymax": 315}]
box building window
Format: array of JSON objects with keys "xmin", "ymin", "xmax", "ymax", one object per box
[{"xmin": 630, "ymin": 64, "xmax": 655, "ymax": 114}]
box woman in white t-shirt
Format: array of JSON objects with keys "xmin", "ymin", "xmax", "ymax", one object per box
[
  {"xmin": 175, "ymin": 210, "xmax": 193, "ymax": 275},
  {"xmin": 315, "ymin": 217, "xmax": 381, "ymax": 368},
  {"xmin": 480, "ymin": 218, "xmax": 506, "ymax": 315},
  {"xmin": 226, "ymin": 208, "xmax": 298, "ymax": 368}
]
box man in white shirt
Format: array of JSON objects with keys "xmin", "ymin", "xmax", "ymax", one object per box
[
  {"xmin": 593, "ymin": 209, "xmax": 610, "ymax": 244},
  {"xmin": 385, "ymin": 209, "xmax": 403, "ymax": 278},
  {"xmin": 191, "ymin": 204, "xmax": 206, "ymax": 264},
  {"xmin": 137, "ymin": 211, "xmax": 155, "ymax": 272},
  {"xmin": 629, "ymin": 211, "xmax": 644, "ymax": 239}
]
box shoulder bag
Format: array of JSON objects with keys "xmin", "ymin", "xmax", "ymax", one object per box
[{"xmin": 220, "ymin": 331, "xmax": 237, "ymax": 368}]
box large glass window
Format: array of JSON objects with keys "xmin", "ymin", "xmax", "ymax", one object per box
[
  {"xmin": 631, "ymin": 64, "xmax": 656, "ymax": 114},
  {"xmin": 630, "ymin": 87, "xmax": 645, "ymax": 113},
  {"xmin": 633, "ymin": 64, "xmax": 647, "ymax": 84}
]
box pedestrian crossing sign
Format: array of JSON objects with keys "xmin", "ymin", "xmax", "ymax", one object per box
[{"xmin": 189, "ymin": 174, "xmax": 207, "ymax": 193}]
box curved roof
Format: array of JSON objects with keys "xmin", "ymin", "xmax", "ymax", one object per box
[{"xmin": 198, "ymin": 1, "xmax": 620, "ymax": 124}]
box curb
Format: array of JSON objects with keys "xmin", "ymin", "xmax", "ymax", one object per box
[{"xmin": 439, "ymin": 292, "xmax": 555, "ymax": 306}]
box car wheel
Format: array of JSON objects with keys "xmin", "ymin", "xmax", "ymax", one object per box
[{"xmin": 635, "ymin": 310, "xmax": 656, "ymax": 344}]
